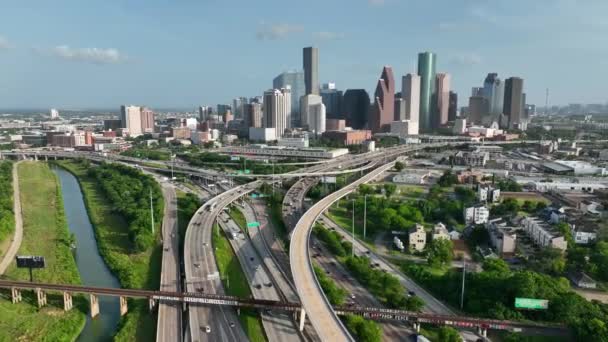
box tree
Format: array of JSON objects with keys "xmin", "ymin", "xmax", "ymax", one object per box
[
  {"xmin": 437, "ymin": 326, "xmax": 462, "ymax": 342},
  {"xmin": 383, "ymin": 183, "xmax": 397, "ymax": 198},
  {"xmin": 427, "ymin": 238, "xmax": 453, "ymax": 268},
  {"xmin": 359, "ymin": 184, "xmax": 375, "ymax": 195},
  {"xmin": 344, "ymin": 315, "xmax": 382, "ymax": 342},
  {"xmin": 483, "ymin": 258, "xmax": 511, "ymax": 274},
  {"xmin": 438, "ymin": 170, "xmax": 458, "ymax": 187},
  {"xmin": 394, "ymin": 161, "xmax": 405, "ymax": 172}
]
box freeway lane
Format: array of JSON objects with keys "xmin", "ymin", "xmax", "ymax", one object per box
[{"xmin": 156, "ymin": 183, "xmax": 183, "ymax": 342}]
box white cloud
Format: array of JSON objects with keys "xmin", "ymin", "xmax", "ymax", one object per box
[
  {"xmin": 0, "ymin": 36, "xmax": 12, "ymax": 50},
  {"xmin": 42, "ymin": 45, "xmax": 127, "ymax": 64},
  {"xmin": 256, "ymin": 23, "xmax": 303, "ymax": 41},
  {"xmin": 312, "ymin": 31, "xmax": 346, "ymax": 41},
  {"xmin": 449, "ymin": 53, "xmax": 483, "ymax": 67}
]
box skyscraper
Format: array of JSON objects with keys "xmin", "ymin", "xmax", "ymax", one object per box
[
  {"xmin": 342, "ymin": 89, "xmax": 370, "ymax": 130},
  {"xmin": 402, "ymin": 74, "xmax": 420, "ymax": 125},
  {"xmin": 468, "ymin": 96, "xmax": 487, "ymax": 125},
  {"xmin": 320, "ymin": 83, "xmax": 343, "ymax": 119},
  {"xmin": 120, "ymin": 105, "xmax": 143, "ymax": 136},
  {"xmin": 503, "ymin": 77, "xmax": 525, "ymax": 130},
  {"xmin": 483, "ymin": 73, "xmax": 504, "ymax": 117},
  {"xmin": 308, "ymin": 103, "xmax": 326, "ymax": 135},
  {"xmin": 303, "ymin": 47, "xmax": 319, "ymax": 95},
  {"xmin": 300, "ymin": 94, "xmax": 323, "ymax": 129},
  {"xmin": 232, "ymin": 97, "xmax": 248, "ymax": 119},
  {"xmin": 244, "ymin": 103, "xmax": 263, "ymax": 128},
  {"xmin": 217, "ymin": 104, "xmax": 232, "ymax": 116},
  {"xmin": 435, "ymin": 73, "xmax": 451, "ymax": 128},
  {"xmin": 448, "ymin": 91, "xmax": 458, "ymax": 121},
  {"xmin": 370, "ymin": 66, "xmax": 395, "ymax": 133},
  {"xmin": 417, "ymin": 52, "xmax": 437, "ymax": 132},
  {"xmin": 199, "ymin": 106, "xmax": 212, "ymax": 122},
  {"xmin": 263, "ymin": 88, "xmax": 291, "ymax": 138},
  {"xmin": 140, "ymin": 107, "xmax": 155, "ymax": 133},
  {"xmin": 394, "ymin": 97, "xmax": 405, "ymax": 121},
  {"xmin": 273, "ymin": 71, "xmax": 305, "ymax": 125}
]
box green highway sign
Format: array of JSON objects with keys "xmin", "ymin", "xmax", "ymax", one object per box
[
  {"xmin": 515, "ymin": 298, "xmax": 549, "ymax": 310},
  {"xmin": 244, "ymin": 169, "xmax": 251, "ymax": 174},
  {"xmin": 247, "ymin": 222, "xmax": 260, "ymax": 228},
  {"xmin": 250, "ymin": 194, "xmax": 259, "ymax": 198}
]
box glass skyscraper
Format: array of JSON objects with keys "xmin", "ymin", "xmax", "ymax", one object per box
[
  {"xmin": 273, "ymin": 71, "xmax": 305, "ymax": 126},
  {"xmin": 417, "ymin": 52, "xmax": 436, "ymax": 132}
]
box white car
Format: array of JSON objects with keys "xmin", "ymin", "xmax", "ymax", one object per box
[{"xmin": 203, "ymin": 326, "xmax": 211, "ymax": 333}]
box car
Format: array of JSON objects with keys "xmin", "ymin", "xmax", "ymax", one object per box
[
  {"xmin": 164, "ymin": 247, "xmax": 169, "ymax": 251},
  {"xmin": 197, "ymin": 287, "xmax": 205, "ymax": 293},
  {"xmin": 329, "ymin": 261, "xmax": 336, "ymax": 266},
  {"xmin": 250, "ymin": 257, "xmax": 254, "ymax": 261},
  {"xmin": 408, "ymin": 291, "xmax": 416, "ymax": 297},
  {"xmin": 264, "ymin": 282, "xmax": 273, "ymax": 287},
  {"xmin": 203, "ymin": 326, "xmax": 211, "ymax": 333},
  {"xmin": 255, "ymin": 284, "xmax": 262, "ymax": 289},
  {"xmin": 365, "ymin": 250, "xmax": 371, "ymax": 255},
  {"xmin": 350, "ymin": 294, "xmax": 356, "ymax": 299},
  {"xmin": 229, "ymin": 322, "xmax": 236, "ymax": 328},
  {"xmin": 194, "ymin": 263, "xmax": 200, "ymax": 268},
  {"xmin": 203, "ymin": 242, "xmax": 208, "ymax": 247}
]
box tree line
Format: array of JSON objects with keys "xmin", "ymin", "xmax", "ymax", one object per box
[{"xmin": 0, "ymin": 161, "xmax": 13, "ymax": 245}]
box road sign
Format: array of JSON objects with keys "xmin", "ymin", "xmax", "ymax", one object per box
[
  {"xmin": 16, "ymin": 256, "xmax": 45, "ymax": 269},
  {"xmin": 515, "ymin": 298, "xmax": 549, "ymax": 310},
  {"xmin": 247, "ymin": 222, "xmax": 260, "ymax": 228},
  {"xmin": 230, "ymin": 156, "xmax": 240, "ymax": 161},
  {"xmin": 250, "ymin": 194, "xmax": 259, "ymax": 198},
  {"xmin": 244, "ymin": 169, "xmax": 251, "ymax": 174}
]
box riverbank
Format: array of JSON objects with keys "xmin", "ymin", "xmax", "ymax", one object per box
[
  {"xmin": 55, "ymin": 160, "xmax": 162, "ymax": 341},
  {"xmin": 0, "ymin": 162, "xmax": 85, "ymax": 341}
]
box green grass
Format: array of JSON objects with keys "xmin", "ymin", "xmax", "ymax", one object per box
[
  {"xmin": 327, "ymin": 204, "xmax": 375, "ymax": 250},
  {"xmin": 0, "ymin": 161, "xmax": 14, "ymax": 250},
  {"xmin": 0, "ymin": 162, "xmax": 86, "ymax": 342},
  {"xmin": 212, "ymin": 224, "xmax": 267, "ymax": 342},
  {"xmin": 55, "ymin": 160, "xmax": 161, "ymax": 341},
  {"xmin": 229, "ymin": 206, "xmax": 248, "ymax": 233}
]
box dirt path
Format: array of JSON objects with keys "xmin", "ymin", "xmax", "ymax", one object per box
[{"xmin": 0, "ymin": 162, "xmax": 23, "ymax": 275}]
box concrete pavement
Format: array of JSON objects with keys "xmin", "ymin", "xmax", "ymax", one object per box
[{"xmin": 0, "ymin": 162, "xmax": 23, "ymax": 275}]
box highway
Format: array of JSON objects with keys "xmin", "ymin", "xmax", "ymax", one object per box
[
  {"xmin": 184, "ymin": 183, "xmax": 258, "ymax": 342},
  {"xmin": 156, "ymin": 183, "xmax": 183, "ymax": 342},
  {"xmin": 289, "ymin": 160, "xmax": 399, "ymax": 342},
  {"xmin": 218, "ymin": 210, "xmax": 301, "ymax": 342}
]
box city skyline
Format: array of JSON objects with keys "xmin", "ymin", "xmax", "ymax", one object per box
[{"xmin": 2, "ymin": 0, "xmax": 608, "ymax": 109}]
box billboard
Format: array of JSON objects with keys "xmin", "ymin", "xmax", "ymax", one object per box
[
  {"xmin": 514, "ymin": 297, "xmax": 548, "ymax": 310},
  {"xmin": 16, "ymin": 256, "xmax": 46, "ymax": 269}
]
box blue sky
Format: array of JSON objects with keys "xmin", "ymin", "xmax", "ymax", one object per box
[{"xmin": 1, "ymin": 0, "xmax": 607, "ymax": 109}]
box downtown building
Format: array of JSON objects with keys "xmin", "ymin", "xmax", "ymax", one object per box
[
  {"xmin": 273, "ymin": 71, "xmax": 305, "ymax": 126},
  {"xmin": 263, "ymin": 88, "xmax": 291, "ymax": 140},
  {"xmin": 120, "ymin": 105, "xmax": 155, "ymax": 137},
  {"xmin": 401, "ymin": 73, "xmax": 421, "ymax": 135},
  {"xmin": 503, "ymin": 77, "xmax": 526, "ymax": 130},
  {"xmin": 418, "ymin": 52, "xmax": 437, "ymax": 132},
  {"xmin": 320, "ymin": 83, "xmax": 343, "ymax": 120},
  {"xmin": 370, "ymin": 66, "xmax": 395, "ymax": 133},
  {"xmin": 342, "ymin": 89, "xmax": 370, "ymax": 130},
  {"xmin": 434, "ymin": 73, "xmax": 451, "ymax": 128},
  {"xmin": 303, "ymin": 47, "xmax": 319, "ymax": 96}
]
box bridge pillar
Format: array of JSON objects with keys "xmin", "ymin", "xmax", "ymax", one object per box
[
  {"xmin": 54, "ymin": 156, "xmax": 57, "ymax": 161},
  {"xmin": 149, "ymin": 297, "xmax": 156, "ymax": 312},
  {"xmin": 90, "ymin": 294, "xmax": 100, "ymax": 318},
  {"xmin": 45, "ymin": 155, "xmax": 48, "ymax": 162},
  {"xmin": 119, "ymin": 296, "xmax": 128, "ymax": 316},
  {"xmin": 480, "ymin": 328, "xmax": 487, "ymax": 338},
  {"xmin": 34, "ymin": 154, "xmax": 38, "ymax": 161},
  {"xmin": 36, "ymin": 288, "xmax": 47, "ymax": 308},
  {"xmin": 63, "ymin": 292, "xmax": 73, "ymax": 311},
  {"xmin": 11, "ymin": 287, "xmax": 22, "ymax": 303},
  {"xmin": 412, "ymin": 323, "xmax": 420, "ymax": 333},
  {"xmin": 298, "ymin": 308, "xmax": 306, "ymax": 332}
]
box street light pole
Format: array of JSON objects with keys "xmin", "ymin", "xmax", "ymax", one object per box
[
  {"xmin": 363, "ymin": 194, "xmax": 368, "ymax": 241},
  {"xmin": 149, "ymin": 188, "xmax": 155, "ymax": 235},
  {"xmin": 351, "ymin": 199, "xmax": 355, "ymax": 257},
  {"xmin": 460, "ymin": 259, "xmax": 466, "ymax": 309}
]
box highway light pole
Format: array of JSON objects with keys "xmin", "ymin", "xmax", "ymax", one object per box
[
  {"xmin": 363, "ymin": 194, "xmax": 368, "ymax": 240},
  {"xmin": 351, "ymin": 199, "xmax": 355, "ymax": 257},
  {"xmin": 460, "ymin": 260, "xmax": 466, "ymax": 309},
  {"xmin": 149, "ymin": 188, "xmax": 155, "ymax": 235}
]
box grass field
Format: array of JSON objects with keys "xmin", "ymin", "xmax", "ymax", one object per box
[
  {"xmin": 55, "ymin": 160, "xmax": 161, "ymax": 341},
  {"xmin": 229, "ymin": 206, "xmax": 248, "ymax": 233},
  {"xmin": 0, "ymin": 162, "xmax": 86, "ymax": 342},
  {"xmin": 212, "ymin": 224, "xmax": 267, "ymax": 342},
  {"xmin": 327, "ymin": 203, "xmax": 376, "ymax": 248},
  {"xmin": 501, "ymin": 192, "xmax": 551, "ymax": 204}
]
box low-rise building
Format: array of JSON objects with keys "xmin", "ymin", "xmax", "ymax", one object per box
[
  {"xmin": 278, "ymin": 136, "xmax": 309, "ymax": 148},
  {"xmin": 453, "ymin": 151, "xmax": 489, "ymax": 167},
  {"xmin": 321, "ymin": 129, "xmax": 372, "ymax": 145},
  {"xmin": 392, "ymin": 171, "xmax": 430, "ymax": 184},
  {"xmin": 249, "ymin": 127, "xmax": 276, "ymax": 142},
  {"xmin": 478, "ymin": 186, "xmax": 500, "ymax": 203},
  {"xmin": 486, "ymin": 218, "xmax": 517, "ymax": 256},
  {"xmin": 432, "ymin": 223, "xmax": 450, "ymax": 241},
  {"xmin": 521, "ymin": 216, "xmax": 568, "ymax": 251},
  {"xmin": 221, "ymin": 144, "xmax": 349, "ymax": 159},
  {"xmin": 408, "ymin": 224, "xmax": 426, "ymax": 252},
  {"xmin": 569, "ymin": 272, "xmax": 597, "ymax": 289},
  {"xmin": 171, "ymin": 127, "xmax": 191, "ymax": 140},
  {"xmin": 463, "ymin": 205, "xmax": 489, "ymax": 225}
]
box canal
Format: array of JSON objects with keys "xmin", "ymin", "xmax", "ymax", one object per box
[{"xmin": 53, "ymin": 166, "xmax": 121, "ymax": 342}]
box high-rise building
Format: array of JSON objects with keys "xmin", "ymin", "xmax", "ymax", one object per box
[
  {"xmin": 232, "ymin": 97, "xmax": 248, "ymax": 119},
  {"xmin": 263, "ymin": 88, "xmax": 291, "ymax": 138},
  {"xmin": 418, "ymin": 52, "xmax": 437, "ymax": 132},
  {"xmin": 303, "ymin": 47, "xmax": 319, "ymax": 95},
  {"xmin": 342, "ymin": 89, "xmax": 370, "ymax": 130},
  {"xmin": 120, "ymin": 105, "xmax": 143, "ymax": 136},
  {"xmin": 273, "ymin": 71, "xmax": 305, "ymax": 125},
  {"xmin": 370, "ymin": 66, "xmax": 395, "ymax": 133},
  {"xmin": 320, "ymin": 83, "xmax": 343, "ymax": 119},
  {"xmin": 217, "ymin": 104, "xmax": 232, "ymax": 116},
  {"xmin": 199, "ymin": 106, "xmax": 212, "ymax": 122},
  {"xmin": 140, "ymin": 107, "xmax": 155, "ymax": 133},
  {"xmin": 471, "ymin": 87, "xmax": 484, "ymax": 97},
  {"xmin": 483, "ymin": 73, "xmax": 504, "ymax": 116},
  {"xmin": 503, "ymin": 77, "xmax": 525, "ymax": 130},
  {"xmin": 394, "ymin": 97, "xmax": 405, "ymax": 121},
  {"xmin": 448, "ymin": 91, "xmax": 458, "ymax": 121},
  {"xmin": 244, "ymin": 103, "xmax": 263, "ymax": 128},
  {"xmin": 50, "ymin": 108, "xmax": 59, "ymax": 119},
  {"xmin": 308, "ymin": 103, "xmax": 326, "ymax": 135},
  {"xmin": 435, "ymin": 73, "xmax": 451, "ymax": 128},
  {"xmin": 300, "ymin": 94, "xmax": 323, "ymax": 129},
  {"xmin": 402, "ymin": 74, "xmax": 420, "ymax": 125},
  {"xmin": 468, "ymin": 96, "xmax": 488, "ymax": 125}
]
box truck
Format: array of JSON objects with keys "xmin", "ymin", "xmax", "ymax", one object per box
[{"xmin": 206, "ymin": 202, "xmax": 217, "ymax": 212}]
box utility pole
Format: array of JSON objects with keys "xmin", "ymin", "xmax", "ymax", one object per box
[
  {"xmin": 171, "ymin": 154, "xmax": 175, "ymax": 180},
  {"xmin": 460, "ymin": 259, "xmax": 466, "ymax": 309},
  {"xmin": 351, "ymin": 199, "xmax": 355, "ymax": 257},
  {"xmin": 363, "ymin": 194, "xmax": 368, "ymax": 240},
  {"xmin": 149, "ymin": 188, "xmax": 155, "ymax": 235}
]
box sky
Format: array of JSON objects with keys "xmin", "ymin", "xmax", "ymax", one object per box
[{"xmin": 1, "ymin": 0, "xmax": 608, "ymax": 110}]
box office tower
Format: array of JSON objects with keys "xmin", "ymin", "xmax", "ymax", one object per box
[
  {"xmin": 468, "ymin": 96, "xmax": 488, "ymax": 125},
  {"xmin": 471, "ymin": 87, "xmax": 484, "ymax": 97},
  {"xmin": 525, "ymin": 104, "xmax": 536, "ymax": 118},
  {"xmin": 263, "ymin": 88, "xmax": 291, "ymax": 138},
  {"xmin": 417, "ymin": 52, "xmax": 437, "ymax": 131},
  {"xmin": 50, "ymin": 108, "xmax": 59, "ymax": 119},
  {"xmin": 244, "ymin": 103, "xmax": 263, "ymax": 128},
  {"xmin": 120, "ymin": 105, "xmax": 143, "ymax": 136},
  {"xmin": 402, "ymin": 74, "xmax": 420, "ymax": 124},
  {"xmin": 300, "ymin": 94, "xmax": 323, "ymax": 129},
  {"xmin": 394, "ymin": 97, "xmax": 405, "ymax": 121},
  {"xmin": 273, "ymin": 71, "xmax": 305, "ymax": 125},
  {"xmin": 370, "ymin": 66, "xmax": 395, "ymax": 133},
  {"xmin": 483, "ymin": 73, "xmax": 504, "ymax": 116},
  {"xmin": 140, "ymin": 107, "xmax": 155, "ymax": 133},
  {"xmin": 250, "ymin": 96, "xmax": 263, "ymax": 104},
  {"xmin": 303, "ymin": 47, "xmax": 319, "ymax": 95},
  {"xmin": 199, "ymin": 106, "xmax": 212, "ymax": 122},
  {"xmin": 342, "ymin": 89, "xmax": 370, "ymax": 130},
  {"xmin": 232, "ymin": 97, "xmax": 248, "ymax": 119},
  {"xmin": 448, "ymin": 91, "xmax": 458, "ymax": 121},
  {"xmin": 308, "ymin": 103, "xmax": 326, "ymax": 135},
  {"xmin": 435, "ymin": 73, "xmax": 451, "ymax": 127},
  {"xmin": 320, "ymin": 83, "xmax": 343, "ymax": 119},
  {"xmin": 217, "ymin": 104, "xmax": 232, "ymax": 116},
  {"xmin": 503, "ymin": 77, "xmax": 525, "ymax": 129}
]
